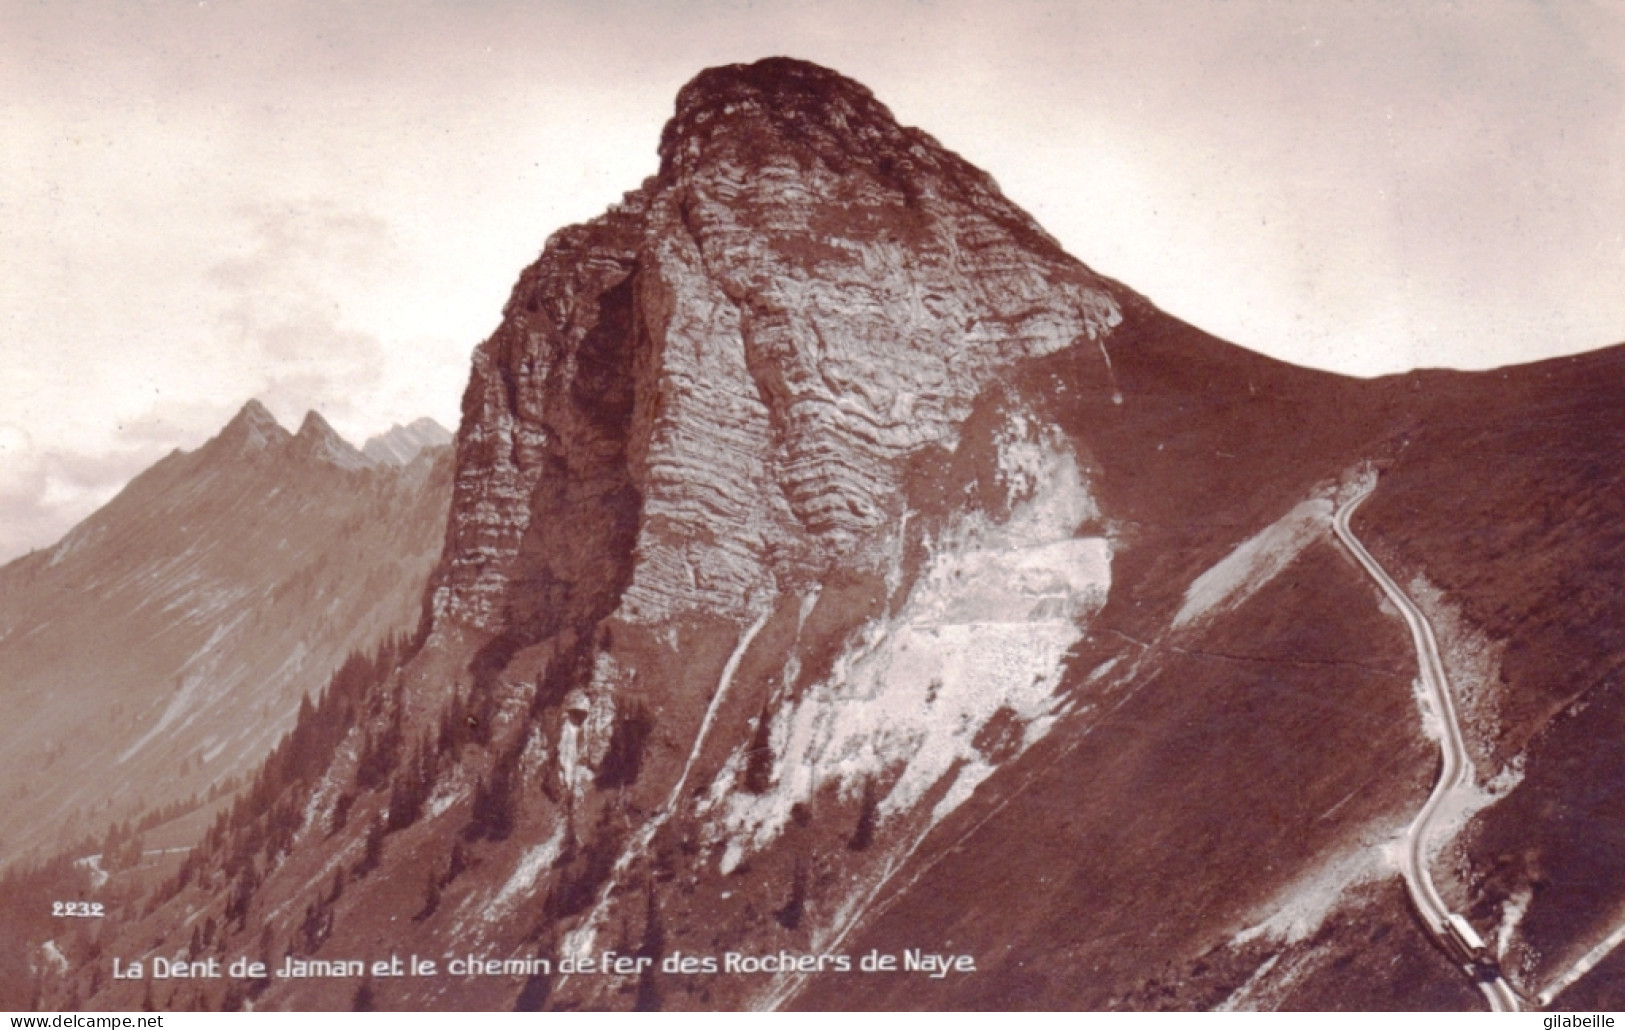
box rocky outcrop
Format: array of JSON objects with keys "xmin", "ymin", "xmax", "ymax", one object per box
[
  {"xmin": 384, "ymin": 56, "xmax": 1140, "ymax": 1010},
  {"xmin": 431, "ymin": 190, "xmax": 652, "ymax": 635},
  {"xmin": 288, "ymin": 411, "xmax": 372, "ymax": 470},
  {"xmin": 213, "ymin": 397, "xmax": 290, "ymax": 455},
  {"xmin": 429, "ymin": 58, "xmax": 1123, "ymax": 640}
]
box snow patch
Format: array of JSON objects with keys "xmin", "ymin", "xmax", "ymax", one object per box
[
  {"xmin": 1234, "ymin": 841, "xmax": 1382, "ymax": 948},
  {"xmin": 1221, "ymin": 831, "xmax": 1407, "ymax": 1011},
  {"xmin": 560, "ymin": 924, "xmax": 597, "ymax": 966},
  {"xmin": 426, "ymin": 777, "xmax": 464, "ymax": 820},
  {"xmin": 994, "ymin": 414, "xmax": 1101, "ymax": 540},
  {"xmin": 707, "ymin": 417, "xmax": 1109, "ymax": 872},
  {"xmin": 1539, "ymin": 911, "xmax": 1625, "ymax": 1007},
  {"xmin": 38, "ymin": 939, "xmax": 70, "ymax": 975},
  {"xmin": 1379, "ymin": 832, "xmax": 1410, "ymax": 875},
  {"xmin": 1214, "ymin": 953, "xmax": 1281, "ymax": 1012},
  {"xmin": 73, "ymin": 853, "xmax": 109, "ymax": 890},
  {"xmin": 1173, "ymin": 497, "xmax": 1332, "ymax": 629},
  {"xmin": 301, "ymin": 778, "xmax": 339, "ymax": 840},
  {"xmin": 484, "ymin": 827, "xmax": 565, "ymax": 923},
  {"xmin": 667, "ymin": 609, "xmax": 773, "ymax": 810},
  {"xmin": 117, "ymin": 610, "xmax": 250, "ymax": 763},
  {"xmin": 47, "ymin": 523, "xmax": 104, "ymax": 568},
  {"xmin": 556, "ymin": 671, "xmax": 619, "ymax": 798},
  {"xmin": 1496, "ymin": 885, "xmax": 1532, "ymax": 960},
  {"xmin": 1084, "ymin": 656, "xmax": 1120, "ymax": 684}
]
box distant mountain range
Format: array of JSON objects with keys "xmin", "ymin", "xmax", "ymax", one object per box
[
  {"xmin": 0, "ymin": 403, "xmax": 452, "ymax": 873},
  {"xmin": 363, "ymin": 419, "xmax": 455, "ymax": 468},
  {"xmin": 10, "ymin": 58, "xmax": 1625, "ymax": 1012}
]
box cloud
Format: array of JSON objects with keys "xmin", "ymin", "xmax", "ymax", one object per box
[
  {"xmin": 0, "ymin": 394, "xmax": 237, "ymax": 561},
  {"xmin": 0, "ymin": 432, "xmax": 178, "ymax": 562},
  {"xmin": 205, "ymin": 201, "xmax": 395, "ymax": 426},
  {"xmin": 0, "ymin": 396, "xmax": 280, "ymax": 563}
]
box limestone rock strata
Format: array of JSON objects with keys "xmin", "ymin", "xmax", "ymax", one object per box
[
  {"xmin": 430, "ymin": 57, "xmax": 1124, "ymax": 643},
  {"xmin": 430, "ymin": 190, "xmax": 651, "ymax": 634}
]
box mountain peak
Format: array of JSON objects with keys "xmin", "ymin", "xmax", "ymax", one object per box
[
  {"xmin": 656, "ymin": 57, "xmax": 1068, "ymax": 261},
  {"xmin": 659, "ymin": 57, "xmax": 918, "ymax": 179},
  {"xmin": 288, "ymin": 411, "xmax": 370, "ymax": 470},
  {"xmin": 361, "ymin": 418, "xmax": 453, "ymax": 467},
  {"xmin": 675, "ymin": 57, "xmax": 880, "ymax": 116},
  {"xmin": 214, "ymin": 399, "xmax": 291, "ymax": 454},
  {"xmin": 293, "ymin": 409, "xmax": 336, "ymax": 439},
  {"xmin": 235, "ymin": 398, "xmax": 277, "ymax": 426}
]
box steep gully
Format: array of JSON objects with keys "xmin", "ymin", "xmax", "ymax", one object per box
[
  {"xmin": 1333, "ymin": 482, "xmax": 1520, "ymax": 1012},
  {"xmin": 553, "ymin": 606, "xmax": 774, "ymax": 989}
]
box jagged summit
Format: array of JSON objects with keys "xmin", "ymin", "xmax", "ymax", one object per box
[
  {"xmin": 681, "ymin": 56, "xmax": 881, "ymax": 109},
  {"xmin": 656, "ymin": 57, "xmax": 1072, "ymax": 260},
  {"xmin": 234, "ymin": 397, "xmax": 277, "ymax": 427},
  {"xmin": 659, "ymin": 57, "xmax": 895, "ymax": 172},
  {"xmin": 362, "ymin": 417, "xmax": 453, "ymax": 466},
  {"xmin": 435, "ymin": 56, "xmax": 1126, "ymax": 636},
  {"xmin": 210, "ymin": 402, "xmax": 443, "ymax": 472},
  {"xmin": 289, "ymin": 410, "xmax": 371, "ymax": 470},
  {"xmin": 215, "ymin": 398, "xmax": 290, "ymax": 453}
]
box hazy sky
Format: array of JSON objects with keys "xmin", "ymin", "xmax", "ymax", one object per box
[{"xmin": 4, "ymin": 0, "xmax": 1624, "ymax": 560}]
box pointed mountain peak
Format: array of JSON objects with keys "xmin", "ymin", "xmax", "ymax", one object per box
[
  {"xmin": 293, "ymin": 409, "xmax": 338, "ymax": 441},
  {"xmin": 288, "ymin": 411, "xmax": 371, "ymax": 471},
  {"xmin": 234, "ymin": 398, "xmax": 278, "ymax": 428},
  {"xmin": 404, "ymin": 416, "xmax": 450, "ymax": 435},
  {"xmin": 659, "ymin": 57, "xmax": 915, "ymax": 178},
  {"xmin": 213, "ymin": 399, "xmax": 291, "ymax": 455},
  {"xmin": 361, "ymin": 418, "xmax": 454, "ymax": 467}
]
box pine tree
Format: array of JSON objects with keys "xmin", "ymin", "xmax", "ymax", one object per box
[{"xmin": 352, "ymin": 813, "xmax": 386, "ymax": 878}]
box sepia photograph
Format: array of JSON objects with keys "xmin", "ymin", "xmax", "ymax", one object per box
[{"xmin": 3, "ymin": 0, "xmax": 1625, "ymax": 1013}]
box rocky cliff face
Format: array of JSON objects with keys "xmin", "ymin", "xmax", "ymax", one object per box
[
  {"xmin": 40, "ymin": 57, "xmax": 1625, "ymax": 1013},
  {"xmin": 431, "ymin": 58, "xmax": 1121, "ymax": 638},
  {"xmin": 398, "ymin": 61, "xmax": 1133, "ymax": 1005}
]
